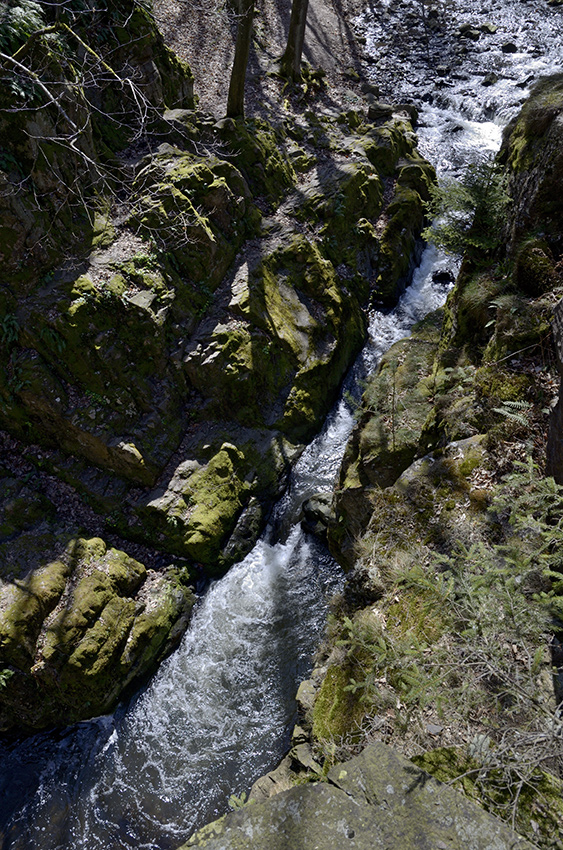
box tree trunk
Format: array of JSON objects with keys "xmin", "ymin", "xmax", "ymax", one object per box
[
  {"xmin": 280, "ymin": 0, "xmax": 309, "ymax": 81},
  {"xmin": 226, "ymin": 0, "xmax": 254, "ymax": 118}
]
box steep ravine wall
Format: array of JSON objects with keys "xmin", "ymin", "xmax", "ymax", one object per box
[
  {"xmin": 0, "ymin": 2, "xmax": 433, "ymax": 731},
  {"xmin": 179, "ymin": 74, "xmax": 563, "ymax": 850}
]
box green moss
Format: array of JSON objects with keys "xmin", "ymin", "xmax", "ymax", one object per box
[
  {"xmin": 0, "ymin": 531, "xmax": 195, "ymax": 731},
  {"xmin": 413, "ymin": 747, "xmax": 563, "ymax": 850},
  {"xmin": 345, "ymin": 319, "xmax": 441, "ymax": 489},
  {"xmin": 183, "ymin": 234, "xmax": 364, "ymax": 442},
  {"xmin": 181, "ymin": 445, "xmax": 249, "ymax": 566},
  {"xmin": 0, "ymin": 557, "xmax": 70, "ymax": 667},
  {"xmin": 474, "ymin": 366, "xmax": 531, "ymax": 404},
  {"xmin": 374, "ymin": 185, "xmax": 426, "ymax": 304},
  {"xmin": 317, "ymin": 163, "xmax": 383, "ymax": 273},
  {"xmin": 514, "ymin": 238, "xmax": 557, "ymax": 296},
  {"xmin": 312, "ymin": 665, "xmax": 361, "ymax": 741},
  {"xmin": 503, "ymin": 74, "xmax": 563, "ymax": 174},
  {"xmin": 361, "ymin": 122, "xmax": 415, "ymax": 175},
  {"xmin": 215, "ymin": 117, "xmax": 296, "ymax": 203},
  {"xmin": 130, "ymin": 152, "xmax": 257, "ymax": 292},
  {"xmin": 483, "ymin": 294, "xmax": 552, "ymax": 362},
  {"xmin": 445, "ymin": 271, "xmax": 504, "ymax": 351}
]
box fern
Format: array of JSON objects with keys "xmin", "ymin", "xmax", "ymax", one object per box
[
  {"xmin": 492, "ymin": 399, "xmax": 532, "ymax": 427},
  {"xmin": 1, "ymin": 313, "xmax": 19, "ymax": 345},
  {"xmin": 228, "ymin": 791, "xmax": 248, "ymax": 810}
]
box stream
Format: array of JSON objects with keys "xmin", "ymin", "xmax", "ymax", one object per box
[{"xmin": 1, "ymin": 1, "xmax": 562, "ymax": 847}]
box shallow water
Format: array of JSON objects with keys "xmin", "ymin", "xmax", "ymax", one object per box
[{"xmin": 358, "ymin": 0, "xmax": 563, "ymax": 174}]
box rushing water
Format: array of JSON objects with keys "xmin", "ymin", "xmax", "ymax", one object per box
[
  {"xmin": 0, "ymin": 251, "xmax": 454, "ymax": 850},
  {"xmin": 2, "ymin": 2, "xmax": 562, "ymax": 848},
  {"xmin": 358, "ymin": 0, "xmax": 563, "ymax": 174}
]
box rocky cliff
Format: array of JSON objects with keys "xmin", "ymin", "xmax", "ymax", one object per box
[
  {"xmin": 305, "ymin": 74, "xmax": 563, "ymax": 849},
  {"xmin": 0, "ymin": 1, "xmax": 433, "ymax": 730}
]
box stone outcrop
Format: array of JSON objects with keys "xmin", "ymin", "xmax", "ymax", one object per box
[
  {"xmin": 332, "ymin": 75, "xmax": 563, "ymax": 570},
  {"xmin": 499, "ymin": 73, "xmax": 563, "ymax": 256},
  {"xmin": 320, "ymin": 76, "xmax": 563, "ymax": 848},
  {"xmin": 330, "ymin": 308, "xmax": 443, "ymax": 569},
  {"xmin": 0, "ymin": 51, "xmax": 433, "ymax": 575},
  {"xmin": 182, "ymin": 742, "xmax": 537, "ymax": 850},
  {"xmin": 0, "ymin": 3, "xmax": 435, "ymax": 730},
  {"xmin": 0, "ymin": 472, "xmax": 194, "ymax": 732}
]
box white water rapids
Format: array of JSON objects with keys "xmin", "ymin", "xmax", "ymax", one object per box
[{"xmin": 1, "ymin": 1, "xmax": 562, "ymax": 847}]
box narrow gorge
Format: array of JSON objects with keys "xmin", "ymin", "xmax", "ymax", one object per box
[{"xmin": 1, "ymin": 0, "xmax": 563, "ymax": 848}]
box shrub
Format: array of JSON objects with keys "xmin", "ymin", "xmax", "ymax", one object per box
[{"xmin": 423, "ymin": 157, "xmax": 511, "ymax": 258}]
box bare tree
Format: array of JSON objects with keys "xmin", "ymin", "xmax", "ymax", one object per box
[
  {"xmin": 280, "ymin": 0, "xmax": 309, "ymax": 82},
  {"xmin": 226, "ymin": 0, "xmax": 254, "ymax": 118}
]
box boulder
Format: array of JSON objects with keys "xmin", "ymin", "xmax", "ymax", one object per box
[
  {"xmin": 0, "ymin": 497, "xmax": 194, "ymax": 732},
  {"xmin": 183, "ymin": 742, "xmax": 537, "ymax": 850},
  {"xmin": 301, "ymin": 493, "xmax": 336, "ymax": 536}
]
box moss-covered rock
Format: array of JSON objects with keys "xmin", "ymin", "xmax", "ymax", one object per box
[
  {"xmin": 514, "ymin": 238, "xmax": 559, "ymax": 296},
  {"xmin": 0, "ymin": 510, "xmax": 194, "ymax": 732},
  {"xmin": 330, "ymin": 310, "xmax": 443, "ymax": 568},
  {"xmin": 500, "ymin": 73, "xmax": 563, "ymax": 252},
  {"xmin": 413, "ymin": 746, "xmax": 563, "ymax": 850},
  {"xmin": 0, "ymin": 0, "xmax": 194, "ymax": 288},
  {"xmin": 139, "ymin": 443, "xmax": 249, "ymax": 569},
  {"xmin": 130, "ymin": 150, "xmax": 259, "ymax": 291},
  {"xmin": 183, "ymin": 235, "xmax": 366, "ymax": 443},
  {"xmin": 213, "ymin": 117, "xmax": 296, "ymax": 203}
]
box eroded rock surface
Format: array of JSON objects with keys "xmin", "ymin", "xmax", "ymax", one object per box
[{"xmin": 183, "ymin": 743, "xmax": 537, "ymax": 850}]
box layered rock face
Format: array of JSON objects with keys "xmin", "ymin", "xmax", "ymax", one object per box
[{"xmin": 0, "ymin": 3, "xmax": 433, "ymax": 729}]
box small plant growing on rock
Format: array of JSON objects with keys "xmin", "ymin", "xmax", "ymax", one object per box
[
  {"xmin": 228, "ymin": 790, "xmax": 249, "ymax": 810},
  {"xmin": 0, "ymin": 313, "xmax": 19, "ymax": 346},
  {"xmin": 320, "ymin": 459, "xmax": 563, "ymax": 847}
]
